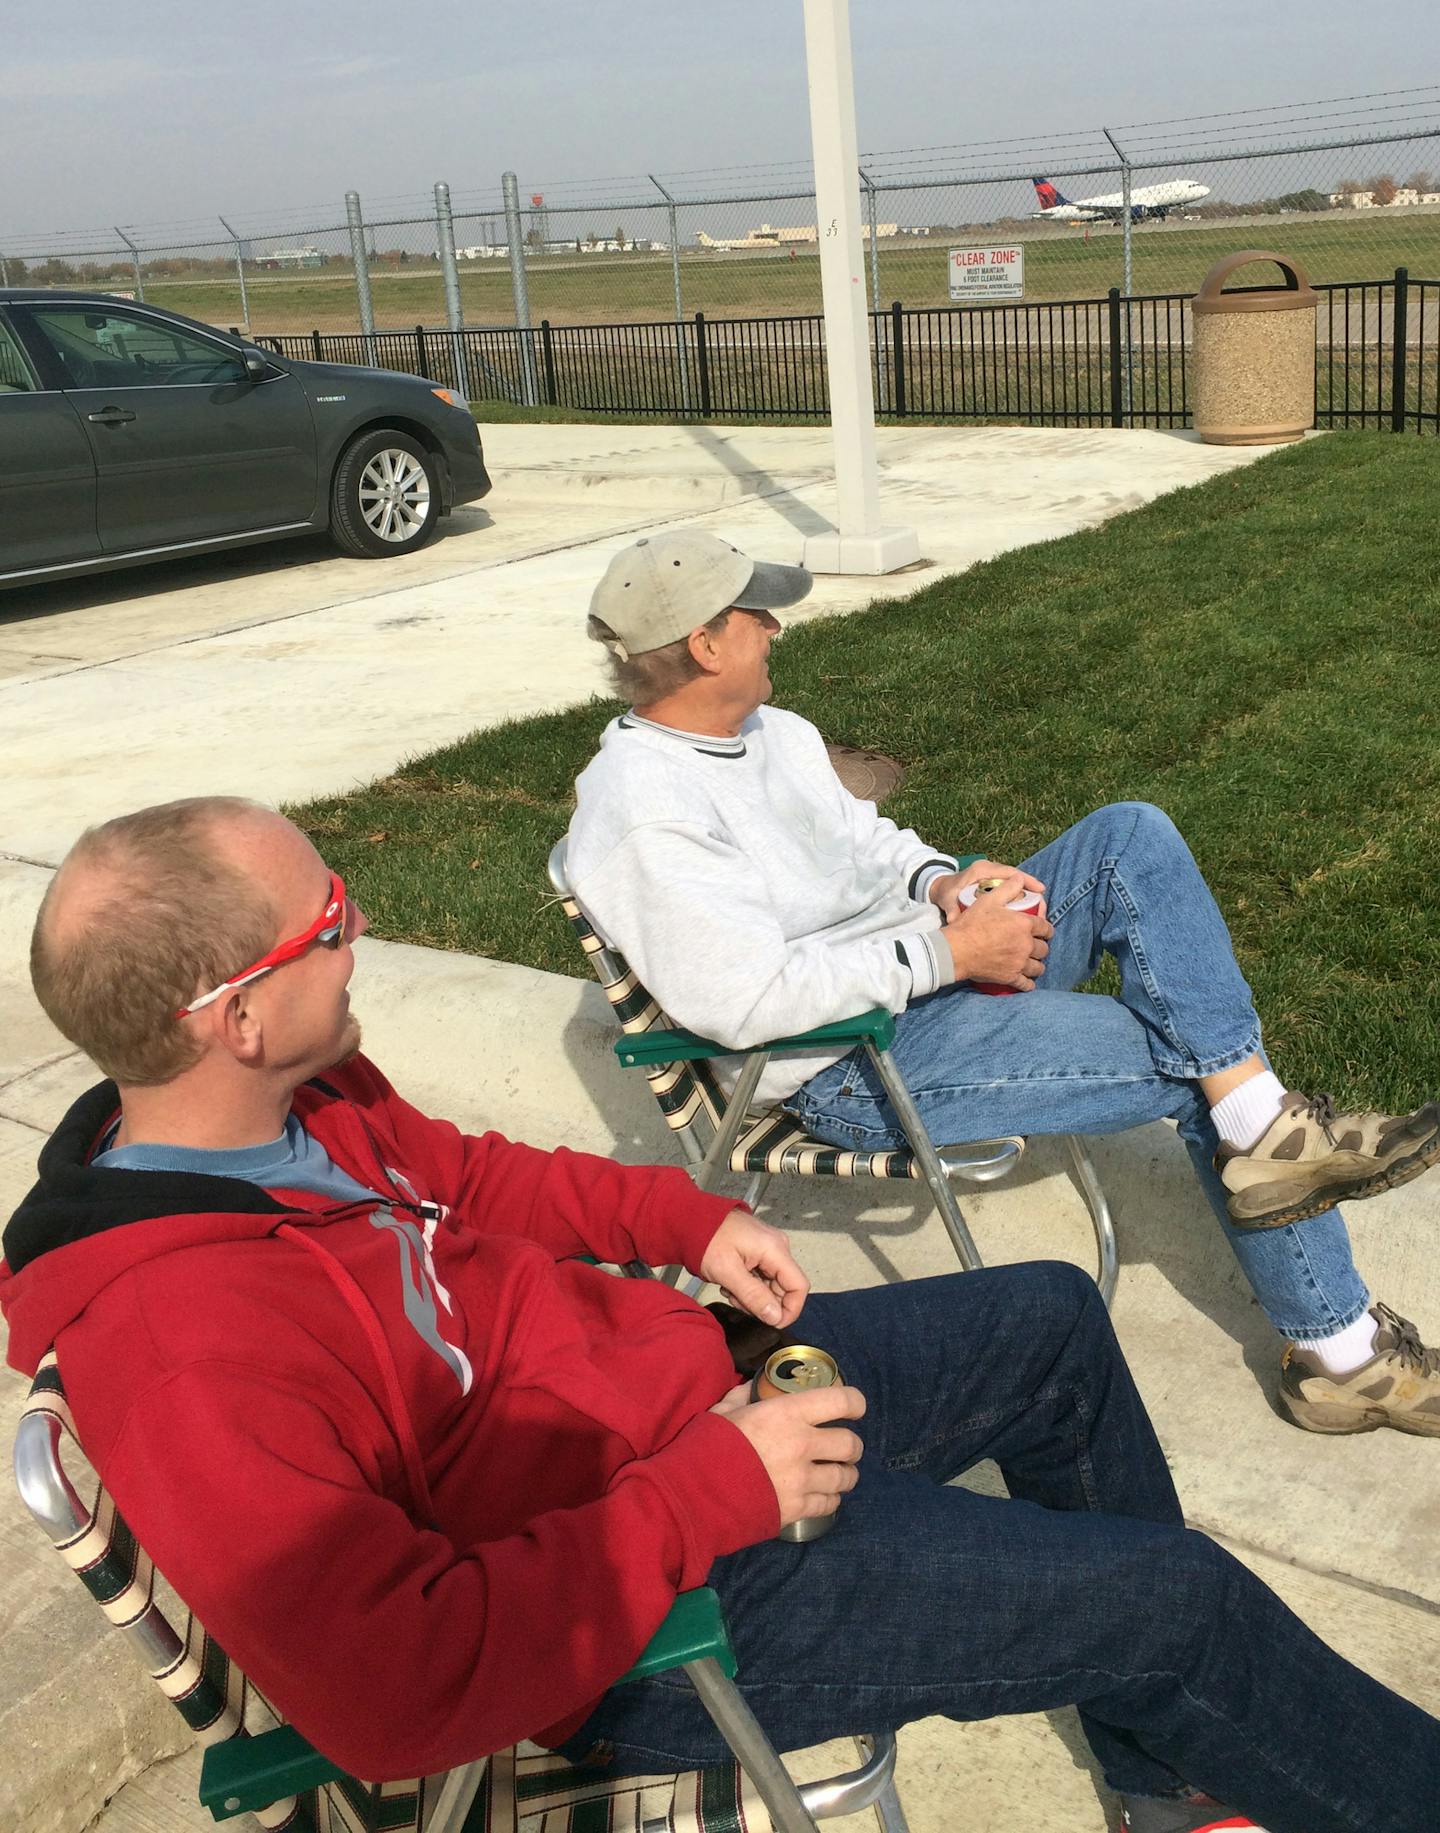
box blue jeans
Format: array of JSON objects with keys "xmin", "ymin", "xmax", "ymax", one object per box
[
  {"xmin": 556, "ymin": 1268, "xmax": 1440, "ymax": 1831},
  {"xmin": 786, "ymin": 802, "xmax": 1370, "ymax": 1342}
]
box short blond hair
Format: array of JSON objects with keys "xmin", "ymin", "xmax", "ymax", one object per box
[
  {"xmin": 587, "ymin": 609, "xmax": 733, "ymax": 704},
  {"xmin": 32, "ymin": 798, "xmax": 280, "ymax": 1087}
]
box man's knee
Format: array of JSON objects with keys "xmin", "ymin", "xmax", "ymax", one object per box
[
  {"xmin": 1091, "ymin": 800, "xmax": 1185, "ymax": 853},
  {"xmin": 993, "ymin": 1258, "xmax": 1106, "ymax": 1349}
]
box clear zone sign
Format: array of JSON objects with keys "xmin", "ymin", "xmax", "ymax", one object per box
[{"xmin": 948, "ymin": 245, "xmax": 1024, "ymax": 302}]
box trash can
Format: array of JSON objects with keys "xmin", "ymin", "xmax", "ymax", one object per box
[{"xmin": 1191, "ymin": 251, "xmax": 1317, "ymax": 445}]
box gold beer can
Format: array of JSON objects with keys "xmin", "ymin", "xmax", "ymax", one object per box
[{"xmin": 751, "ymin": 1345, "xmax": 845, "ymax": 1543}]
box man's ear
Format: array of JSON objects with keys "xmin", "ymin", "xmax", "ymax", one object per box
[
  {"xmin": 213, "ymin": 987, "xmax": 265, "ymax": 1065},
  {"xmin": 688, "ymin": 620, "xmax": 726, "ymax": 677}
]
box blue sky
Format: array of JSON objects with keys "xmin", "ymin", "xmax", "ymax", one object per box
[{"xmin": 5, "ymin": 0, "xmax": 1438, "ymax": 239}]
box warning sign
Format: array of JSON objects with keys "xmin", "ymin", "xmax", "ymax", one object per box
[{"xmin": 948, "ymin": 245, "xmax": 1024, "ymax": 303}]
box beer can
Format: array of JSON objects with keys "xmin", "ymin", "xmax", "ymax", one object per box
[
  {"xmin": 751, "ymin": 1345, "xmax": 845, "ymax": 1544},
  {"xmin": 956, "ymin": 878, "xmax": 1044, "ymax": 997}
]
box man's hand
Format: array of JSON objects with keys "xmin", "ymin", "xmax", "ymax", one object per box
[
  {"xmin": 926, "ymin": 857, "xmax": 1045, "ymax": 924},
  {"xmin": 937, "ymin": 869, "xmax": 1053, "ymax": 992},
  {"xmin": 697, "ymin": 1209, "xmax": 809, "ymax": 1327},
  {"xmin": 710, "ymin": 1382, "xmax": 865, "ymax": 1530}
]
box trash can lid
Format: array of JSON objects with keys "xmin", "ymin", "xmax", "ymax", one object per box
[{"xmin": 1192, "ymin": 250, "xmax": 1317, "ymax": 315}]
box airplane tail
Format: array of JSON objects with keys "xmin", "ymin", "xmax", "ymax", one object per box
[{"xmin": 1030, "ymin": 177, "xmax": 1071, "ymax": 210}]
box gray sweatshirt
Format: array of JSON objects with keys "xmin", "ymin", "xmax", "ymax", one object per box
[{"xmin": 567, "ymin": 707, "xmax": 962, "ymax": 1105}]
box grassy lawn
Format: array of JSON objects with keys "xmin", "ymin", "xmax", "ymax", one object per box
[
  {"xmin": 120, "ymin": 211, "xmax": 1440, "ymax": 334},
  {"xmin": 290, "ymin": 431, "xmax": 1440, "ymax": 1109}
]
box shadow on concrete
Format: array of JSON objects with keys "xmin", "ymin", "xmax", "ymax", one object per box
[
  {"xmin": 0, "ymin": 512, "xmax": 494, "ymax": 629},
  {"xmin": 555, "ymin": 993, "xmax": 1282, "ymax": 1390},
  {"xmin": 683, "ymin": 423, "xmax": 835, "ymax": 540}
]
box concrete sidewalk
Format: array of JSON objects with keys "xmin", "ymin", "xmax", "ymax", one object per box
[{"xmin": 11, "ymin": 419, "xmax": 1434, "ymax": 1833}]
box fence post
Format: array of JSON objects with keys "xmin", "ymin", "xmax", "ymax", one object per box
[
  {"xmin": 890, "ymin": 301, "xmax": 906, "ymax": 418},
  {"xmin": 345, "ymin": 191, "xmax": 377, "ymax": 365},
  {"xmin": 433, "ymin": 181, "xmax": 472, "ymax": 401},
  {"xmin": 694, "ymin": 312, "xmax": 712, "ymax": 416},
  {"xmin": 115, "ymin": 227, "xmax": 144, "ymax": 301},
  {"xmin": 218, "ymin": 216, "xmax": 250, "ymax": 331},
  {"xmin": 860, "ymin": 168, "xmax": 884, "ymax": 410},
  {"xmin": 1390, "ymin": 266, "xmax": 1410, "ymax": 433},
  {"xmin": 415, "ymin": 324, "xmax": 428, "ymax": 375},
  {"xmin": 312, "ymin": 329, "xmax": 323, "ymax": 361},
  {"xmin": 540, "ymin": 320, "xmax": 558, "ymax": 405},
  {"xmin": 1107, "ymin": 289, "xmax": 1123, "ymax": 427},
  {"xmin": 502, "ymin": 171, "xmax": 540, "ymax": 407},
  {"xmin": 649, "ymin": 175, "xmax": 692, "ymax": 414}
]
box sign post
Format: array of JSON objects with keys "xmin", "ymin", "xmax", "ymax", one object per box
[{"xmin": 948, "ymin": 244, "xmax": 1025, "ymax": 303}]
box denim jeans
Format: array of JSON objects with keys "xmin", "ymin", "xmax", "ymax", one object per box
[
  {"xmin": 785, "ymin": 802, "xmax": 1371, "ymax": 1343},
  {"xmin": 555, "ymin": 1268, "xmax": 1440, "ymax": 1832}
]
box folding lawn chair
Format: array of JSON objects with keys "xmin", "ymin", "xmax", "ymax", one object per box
[
  {"xmin": 549, "ymin": 839, "xmax": 1118, "ymax": 1306},
  {"xmin": 15, "ymin": 1357, "xmax": 908, "ymax": 1833}
]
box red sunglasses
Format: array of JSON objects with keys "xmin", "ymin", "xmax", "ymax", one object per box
[{"xmin": 176, "ymin": 873, "xmax": 351, "ymax": 1018}]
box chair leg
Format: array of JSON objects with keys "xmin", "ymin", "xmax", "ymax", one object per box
[
  {"xmin": 1066, "ymin": 1136, "xmax": 1119, "ymax": 1309},
  {"xmin": 684, "ymin": 1657, "xmax": 821, "ymax": 1833},
  {"xmin": 866, "ymin": 1046, "xmax": 985, "ymax": 1273},
  {"xmin": 872, "ymin": 1774, "xmax": 913, "ymax": 1833},
  {"xmin": 741, "ymin": 1172, "xmax": 772, "ymax": 1212},
  {"xmin": 426, "ymin": 1756, "xmax": 489, "ymax": 1833}
]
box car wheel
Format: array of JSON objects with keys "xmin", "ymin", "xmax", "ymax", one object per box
[{"xmin": 330, "ymin": 429, "xmax": 441, "ymax": 558}]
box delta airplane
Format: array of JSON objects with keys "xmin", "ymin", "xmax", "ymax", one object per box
[{"xmin": 1029, "ymin": 176, "xmax": 1211, "ymax": 223}]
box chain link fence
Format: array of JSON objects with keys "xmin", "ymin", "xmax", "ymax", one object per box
[
  {"xmin": 2, "ymin": 94, "xmax": 1437, "ymax": 430},
  {"xmin": 5, "ymin": 94, "xmax": 1438, "ymax": 334}
]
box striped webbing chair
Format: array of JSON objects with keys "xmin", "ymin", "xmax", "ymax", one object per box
[
  {"xmin": 549, "ymin": 839, "xmax": 1118, "ymax": 1304},
  {"xmin": 15, "ymin": 1355, "xmax": 908, "ymax": 1833}
]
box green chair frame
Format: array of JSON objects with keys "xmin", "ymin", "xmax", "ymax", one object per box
[
  {"xmin": 15, "ymin": 1354, "xmax": 908, "ymax": 1833},
  {"xmin": 549, "ymin": 839, "xmax": 1118, "ymax": 1304}
]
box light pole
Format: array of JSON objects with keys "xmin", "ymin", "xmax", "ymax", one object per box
[{"xmin": 800, "ymin": 0, "xmax": 918, "ymax": 575}]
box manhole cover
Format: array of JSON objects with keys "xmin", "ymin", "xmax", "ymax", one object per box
[{"xmin": 825, "ymin": 743, "xmax": 905, "ymax": 804}]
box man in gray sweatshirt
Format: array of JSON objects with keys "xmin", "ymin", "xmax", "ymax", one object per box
[{"xmin": 567, "ymin": 530, "xmax": 1440, "ymax": 1433}]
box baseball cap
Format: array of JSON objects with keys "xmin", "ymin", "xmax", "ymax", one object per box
[{"xmin": 588, "ymin": 530, "xmax": 812, "ymax": 660}]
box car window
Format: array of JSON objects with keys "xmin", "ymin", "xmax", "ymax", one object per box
[
  {"xmin": 27, "ymin": 308, "xmax": 244, "ymax": 389},
  {"xmin": 0, "ymin": 318, "xmax": 37, "ymax": 393}
]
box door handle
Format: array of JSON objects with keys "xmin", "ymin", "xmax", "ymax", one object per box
[{"xmin": 86, "ymin": 407, "xmax": 137, "ymax": 426}]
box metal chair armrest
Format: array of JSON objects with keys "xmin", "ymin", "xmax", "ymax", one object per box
[
  {"xmin": 196, "ymin": 1588, "xmax": 734, "ymax": 1820},
  {"xmin": 616, "ymin": 1586, "xmax": 738, "ymax": 1684},
  {"xmin": 199, "ymin": 1724, "xmax": 356, "ymax": 1820},
  {"xmin": 614, "ymin": 1008, "xmax": 895, "ymax": 1069}
]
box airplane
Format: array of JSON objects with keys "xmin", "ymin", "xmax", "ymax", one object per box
[{"xmin": 1029, "ymin": 176, "xmax": 1211, "ymax": 223}]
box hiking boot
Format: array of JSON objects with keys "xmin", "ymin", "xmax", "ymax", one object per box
[
  {"xmin": 1215, "ymin": 1091, "xmax": 1440, "ymax": 1230},
  {"xmin": 1119, "ymin": 1793, "xmax": 1266, "ymax": 1831},
  {"xmin": 1280, "ymin": 1303, "xmax": 1440, "ymax": 1436}
]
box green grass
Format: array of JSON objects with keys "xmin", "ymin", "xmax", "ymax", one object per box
[
  {"xmin": 107, "ymin": 210, "xmax": 1440, "ymax": 334},
  {"xmin": 290, "ymin": 431, "xmax": 1440, "ymax": 1109}
]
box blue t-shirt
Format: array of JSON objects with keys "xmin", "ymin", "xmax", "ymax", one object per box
[{"xmin": 94, "ymin": 1113, "xmax": 380, "ymax": 1207}]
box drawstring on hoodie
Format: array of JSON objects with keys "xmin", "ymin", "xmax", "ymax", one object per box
[{"xmin": 277, "ymin": 1223, "xmax": 439, "ymax": 1530}]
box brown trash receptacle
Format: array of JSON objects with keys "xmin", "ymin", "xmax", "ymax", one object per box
[{"xmin": 1191, "ymin": 251, "xmax": 1317, "ymax": 445}]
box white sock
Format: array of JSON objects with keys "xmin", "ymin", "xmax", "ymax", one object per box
[
  {"xmin": 1302, "ymin": 1311, "xmax": 1380, "ymax": 1376},
  {"xmin": 1211, "ymin": 1071, "xmax": 1288, "ymax": 1150}
]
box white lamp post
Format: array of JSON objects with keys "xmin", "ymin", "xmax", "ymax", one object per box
[{"xmin": 800, "ymin": 0, "xmax": 920, "ymax": 576}]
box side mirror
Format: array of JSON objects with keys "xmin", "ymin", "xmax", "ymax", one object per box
[{"xmin": 242, "ymin": 348, "xmax": 271, "ymax": 382}]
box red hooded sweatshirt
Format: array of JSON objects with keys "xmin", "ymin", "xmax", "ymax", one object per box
[{"xmin": 0, "ymin": 1056, "xmax": 779, "ymax": 1780}]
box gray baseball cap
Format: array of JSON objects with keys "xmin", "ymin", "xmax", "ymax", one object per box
[{"xmin": 588, "ymin": 530, "xmax": 812, "ymax": 660}]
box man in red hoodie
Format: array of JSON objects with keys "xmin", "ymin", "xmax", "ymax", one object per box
[{"xmin": 4, "ymin": 796, "xmax": 1438, "ymax": 1833}]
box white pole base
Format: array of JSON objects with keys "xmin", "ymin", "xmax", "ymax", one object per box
[{"xmin": 801, "ymin": 525, "xmax": 922, "ymax": 576}]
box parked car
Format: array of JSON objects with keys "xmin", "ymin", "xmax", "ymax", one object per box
[{"xmin": 0, "ymin": 289, "xmax": 491, "ymax": 590}]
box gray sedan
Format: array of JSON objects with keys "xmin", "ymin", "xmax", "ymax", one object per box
[{"xmin": 0, "ymin": 289, "xmax": 492, "ymax": 591}]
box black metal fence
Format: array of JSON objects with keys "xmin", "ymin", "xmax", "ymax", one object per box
[{"xmin": 253, "ymin": 268, "xmax": 1439, "ymax": 434}]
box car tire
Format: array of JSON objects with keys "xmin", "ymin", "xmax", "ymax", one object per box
[{"xmin": 330, "ymin": 429, "xmax": 442, "ymax": 559}]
